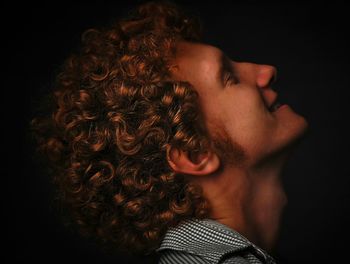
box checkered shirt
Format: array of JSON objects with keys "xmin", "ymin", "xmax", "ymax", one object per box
[{"xmin": 156, "ymin": 218, "xmax": 277, "ymax": 264}]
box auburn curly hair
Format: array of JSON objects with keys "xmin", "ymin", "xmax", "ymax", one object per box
[{"xmin": 31, "ymin": 0, "xmax": 219, "ymax": 255}]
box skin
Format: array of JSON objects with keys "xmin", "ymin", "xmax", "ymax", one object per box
[{"xmin": 166, "ymin": 41, "xmax": 309, "ymax": 252}]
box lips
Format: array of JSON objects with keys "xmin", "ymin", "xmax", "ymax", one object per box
[
  {"xmin": 263, "ymin": 89, "xmax": 282, "ymax": 112},
  {"xmin": 269, "ymin": 101, "xmax": 282, "ymax": 112}
]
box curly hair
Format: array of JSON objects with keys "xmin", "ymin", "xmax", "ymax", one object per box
[{"xmin": 31, "ymin": 0, "xmax": 216, "ymax": 255}]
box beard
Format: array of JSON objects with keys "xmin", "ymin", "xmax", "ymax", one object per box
[{"xmin": 208, "ymin": 122, "xmax": 247, "ymax": 168}]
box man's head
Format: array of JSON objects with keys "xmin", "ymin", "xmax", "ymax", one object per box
[
  {"xmin": 166, "ymin": 41, "xmax": 308, "ymax": 174},
  {"xmin": 31, "ymin": 0, "xmax": 307, "ymax": 255},
  {"xmin": 166, "ymin": 42, "xmax": 308, "ymax": 252}
]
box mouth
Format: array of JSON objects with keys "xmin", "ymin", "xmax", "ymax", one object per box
[{"xmin": 268, "ymin": 101, "xmax": 283, "ymax": 112}]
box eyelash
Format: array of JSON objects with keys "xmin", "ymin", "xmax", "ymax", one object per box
[{"xmin": 225, "ymin": 72, "xmax": 239, "ymax": 85}]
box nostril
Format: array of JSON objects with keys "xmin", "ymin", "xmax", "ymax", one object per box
[{"xmin": 270, "ymin": 67, "xmax": 277, "ymax": 85}]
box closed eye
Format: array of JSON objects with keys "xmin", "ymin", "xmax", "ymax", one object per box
[
  {"xmin": 224, "ymin": 71, "xmax": 239, "ymax": 86},
  {"xmin": 217, "ymin": 51, "xmax": 240, "ymax": 87}
]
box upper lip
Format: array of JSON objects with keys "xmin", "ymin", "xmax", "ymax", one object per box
[{"xmin": 266, "ymin": 91, "xmax": 278, "ymax": 111}]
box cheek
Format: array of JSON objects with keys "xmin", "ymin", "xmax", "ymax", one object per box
[
  {"xmin": 216, "ymin": 91, "xmax": 275, "ymax": 153},
  {"xmin": 233, "ymin": 86, "xmax": 264, "ymax": 108},
  {"xmin": 221, "ymin": 90, "xmax": 266, "ymax": 127},
  {"xmin": 204, "ymin": 88, "xmax": 271, "ymax": 140}
]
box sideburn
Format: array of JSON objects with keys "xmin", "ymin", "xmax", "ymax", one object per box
[{"xmin": 209, "ymin": 123, "xmax": 247, "ymax": 168}]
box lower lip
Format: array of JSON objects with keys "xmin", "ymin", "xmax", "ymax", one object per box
[{"xmin": 275, "ymin": 104, "xmax": 289, "ymax": 112}]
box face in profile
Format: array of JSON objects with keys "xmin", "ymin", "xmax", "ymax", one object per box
[{"xmin": 171, "ymin": 41, "xmax": 308, "ymax": 166}]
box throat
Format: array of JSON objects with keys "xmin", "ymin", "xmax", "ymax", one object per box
[
  {"xmin": 243, "ymin": 174, "xmax": 287, "ymax": 251},
  {"xmin": 202, "ymin": 152, "xmax": 290, "ymax": 252},
  {"xmin": 209, "ymin": 159, "xmax": 288, "ymax": 252}
]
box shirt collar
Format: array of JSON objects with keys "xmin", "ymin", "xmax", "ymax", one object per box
[{"xmin": 157, "ymin": 218, "xmax": 275, "ymax": 263}]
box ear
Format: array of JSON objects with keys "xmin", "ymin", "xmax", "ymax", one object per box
[{"xmin": 166, "ymin": 145, "xmax": 220, "ymax": 176}]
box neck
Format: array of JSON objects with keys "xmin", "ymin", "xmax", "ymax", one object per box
[{"xmin": 195, "ymin": 150, "xmax": 290, "ymax": 252}]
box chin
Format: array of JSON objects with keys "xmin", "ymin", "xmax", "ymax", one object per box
[
  {"xmin": 276, "ymin": 105, "xmax": 309, "ymax": 144},
  {"xmin": 288, "ymin": 115, "xmax": 309, "ymax": 146},
  {"xmin": 277, "ymin": 110, "xmax": 309, "ymax": 149},
  {"xmin": 263, "ymin": 116, "xmax": 309, "ymax": 162}
]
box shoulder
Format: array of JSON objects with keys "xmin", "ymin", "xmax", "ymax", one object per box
[
  {"xmin": 156, "ymin": 219, "xmax": 274, "ymax": 264},
  {"xmin": 158, "ymin": 249, "xmax": 259, "ymax": 264},
  {"xmin": 221, "ymin": 256, "xmax": 251, "ymax": 264},
  {"xmin": 159, "ymin": 249, "xmax": 210, "ymax": 264}
]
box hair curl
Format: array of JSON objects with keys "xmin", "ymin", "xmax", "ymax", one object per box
[{"xmin": 31, "ymin": 0, "xmax": 214, "ymax": 255}]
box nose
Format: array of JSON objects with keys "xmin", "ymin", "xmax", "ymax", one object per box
[{"xmin": 256, "ymin": 64, "xmax": 277, "ymax": 89}]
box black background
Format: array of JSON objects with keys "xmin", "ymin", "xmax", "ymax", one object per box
[{"xmin": 5, "ymin": 0, "xmax": 350, "ymax": 263}]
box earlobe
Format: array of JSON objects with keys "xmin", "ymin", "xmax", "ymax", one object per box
[{"xmin": 166, "ymin": 145, "xmax": 220, "ymax": 176}]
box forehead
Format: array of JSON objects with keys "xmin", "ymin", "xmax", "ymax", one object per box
[
  {"xmin": 172, "ymin": 41, "xmax": 223, "ymax": 82},
  {"xmin": 176, "ymin": 41, "xmax": 222, "ymax": 61}
]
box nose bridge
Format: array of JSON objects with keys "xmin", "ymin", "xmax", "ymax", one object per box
[{"xmin": 256, "ymin": 64, "xmax": 277, "ymax": 88}]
